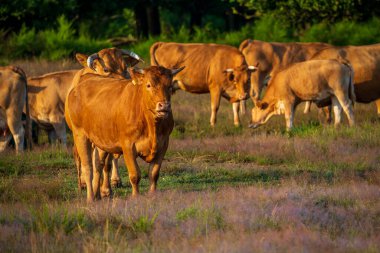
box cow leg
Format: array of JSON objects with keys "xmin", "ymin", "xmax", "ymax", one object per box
[
  {"xmin": 91, "ymin": 148, "xmax": 103, "ymax": 200},
  {"xmin": 240, "ymin": 100, "xmax": 246, "ymax": 115},
  {"xmin": 96, "ymin": 149, "xmax": 112, "ymax": 198},
  {"xmin": 209, "ymin": 88, "xmax": 221, "ymax": 127},
  {"xmin": 52, "ymin": 122, "xmax": 67, "ymax": 149},
  {"xmin": 232, "ymin": 102, "xmax": 240, "ymax": 127},
  {"xmin": 73, "ymin": 133, "xmax": 94, "ymax": 202},
  {"xmin": 122, "ymin": 144, "xmax": 140, "ymax": 197},
  {"xmin": 149, "ymin": 140, "xmax": 168, "ymax": 194},
  {"xmin": 284, "ymin": 103, "xmax": 295, "ymax": 131},
  {"xmin": 72, "ymin": 144, "xmax": 84, "ymax": 191},
  {"xmin": 335, "ymin": 95, "xmax": 355, "ymax": 127},
  {"xmin": 6, "ymin": 110, "xmax": 24, "ymax": 153},
  {"xmin": 111, "ymin": 156, "xmax": 122, "ymax": 188},
  {"xmin": 375, "ymin": 99, "xmax": 380, "ymax": 118},
  {"xmin": 303, "ymin": 101, "xmax": 311, "ymax": 114},
  {"xmin": 331, "ymin": 97, "xmax": 343, "ymax": 127}
]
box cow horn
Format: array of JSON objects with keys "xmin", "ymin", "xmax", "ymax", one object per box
[
  {"xmin": 248, "ymin": 65, "xmax": 258, "ymax": 70},
  {"xmin": 224, "ymin": 68, "xmax": 234, "ymax": 73},
  {"xmin": 171, "ymin": 66, "xmax": 185, "ymax": 76},
  {"xmin": 87, "ymin": 53, "xmax": 99, "ymax": 71},
  {"xmin": 121, "ymin": 49, "xmax": 144, "ymax": 64}
]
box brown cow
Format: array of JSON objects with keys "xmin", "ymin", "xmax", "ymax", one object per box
[
  {"xmin": 249, "ymin": 60, "xmax": 355, "ymax": 130},
  {"xmin": 65, "ymin": 65, "xmax": 184, "ymax": 202},
  {"xmin": 73, "ymin": 48, "xmax": 144, "ymax": 190},
  {"xmin": 150, "ymin": 42, "xmax": 255, "ymax": 126},
  {"xmin": 0, "ymin": 66, "xmax": 31, "ymax": 153},
  {"xmin": 310, "ymin": 44, "xmax": 380, "ymax": 117}
]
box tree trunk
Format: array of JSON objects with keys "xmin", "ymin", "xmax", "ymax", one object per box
[
  {"xmin": 146, "ymin": 3, "xmax": 161, "ymax": 36},
  {"xmin": 134, "ymin": 1, "xmax": 149, "ymax": 39}
]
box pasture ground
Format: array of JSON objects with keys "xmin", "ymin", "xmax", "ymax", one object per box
[{"xmin": 0, "ymin": 60, "xmax": 379, "ymax": 252}]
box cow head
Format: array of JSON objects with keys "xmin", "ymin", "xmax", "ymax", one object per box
[
  {"xmin": 128, "ymin": 66, "xmax": 185, "ymax": 119},
  {"xmin": 76, "ymin": 48, "xmax": 143, "ymax": 78},
  {"xmin": 249, "ymin": 99, "xmax": 282, "ymax": 129},
  {"xmin": 222, "ymin": 65, "xmax": 254, "ymax": 103}
]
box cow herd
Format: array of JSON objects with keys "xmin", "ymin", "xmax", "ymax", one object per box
[{"xmin": 1, "ymin": 39, "xmax": 380, "ymax": 202}]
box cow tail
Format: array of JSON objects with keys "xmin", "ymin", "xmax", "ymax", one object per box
[
  {"xmin": 150, "ymin": 42, "xmax": 161, "ymax": 66},
  {"xmin": 13, "ymin": 66, "xmax": 32, "ymax": 150},
  {"xmin": 348, "ymin": 65, "xmax": 355, "ymax": 106}
]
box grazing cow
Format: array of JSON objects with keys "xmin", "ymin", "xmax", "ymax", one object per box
[
  {"xmin": 239, "ymin": 39, "xmax": 331, "ymax": 103},
  {"xmin": 0, "ymin": 66, "xmax": 32, "ymax": 153},
  {"xmin": 150, "ymin": 42, "xmax": 255, "ymax": 126},
  {"xmin": 311, "ymin": 44, "xmax": 380, "ymax": 117},
  {"xmin": 65, "ymin": 65, "xmax": 184, "ymax": 202},
  {"xmin": 249, "ymin": 60, "xmax": 355, "ymax": 130},
  {"xmin": 27, "ymin": 70, "xmax": 78, "ymax": 146}
]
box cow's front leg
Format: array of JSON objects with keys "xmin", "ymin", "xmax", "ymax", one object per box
[
  {"xmin": 284, "ymin": 103, "xmax": 295, "ymax": 131},
  {"xmin": 122, "ymin": 144, "xmax": 140, "ymax": 197},
  {"xmin": 232, "ymin": 102, "xmax": 240, "ymax": 127},
  {"xmin": 148, "ymin": 140, "xmax": 168, "ymax": 194},
  {"xmin": 99, "ymin": 150, "xmax": 113, "ymax": 198},
  {"xmin": 209, "ymin": 88, "xmax": 221, "ymax": 127}
]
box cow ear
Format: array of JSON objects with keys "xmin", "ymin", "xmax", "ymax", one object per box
[
  {"xmin": 128, "ymin": 67, "xmax": 145, "ymax": 85},
  {"xmin": 76, "ymin": 53, "xmax": 88, "ymax": 67}
]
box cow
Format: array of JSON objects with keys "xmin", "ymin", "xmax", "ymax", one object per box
[
  {"xmin": 310, "ymin": 44, "xmax": 380, "ymax": 117},
  {"xmin": 150, "ymin": 42, "xmax": 255, "ymax": 126},
  {"xmin": 72, "ymin": 48, "xmax": 144, "ymax": 190},
  {"xmin": 27, "ymin": 70, "xmax": 78, "ymax": 146},
  {"xmin": 249, "ymin": 60, "xmax": 355, "ymax": 131},
  {"xmin": 0, "ymin": 66, "xmax": 32, "ymax": 153},
  {"xmin": 65, "ymin": 65, "xmax": 184, "ymax": 202}
]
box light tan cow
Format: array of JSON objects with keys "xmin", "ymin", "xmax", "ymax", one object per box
[
  {"xmin": 0, "ymin": 66, "xmax": 32, "ymax": 153},
  {"xmin": 239, "ymin": 39, "xmax": 331, "ymax": 103},
  {"xmin": 311, "ymin": 44, "xmax": 380, "ymax": 117},
  {"xmin": 249, "ymin": 60, "xmax": 355, "ymax": 130},
  {"xmin": 27, "ymin": 70, "xmax": 78, "ymax": 146},
  {"xmin": 65, "ymin": 66, "xmax": 184, "ymax": 202}
]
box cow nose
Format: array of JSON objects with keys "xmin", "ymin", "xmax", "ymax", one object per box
[{"xmin": 157, "ymin": 102, "xmax": 171, "ymax": 111}]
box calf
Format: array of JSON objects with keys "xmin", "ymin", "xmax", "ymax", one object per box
[{"xmin": 249, "ymin": 60, "xmax": 355, "ymax": 130}]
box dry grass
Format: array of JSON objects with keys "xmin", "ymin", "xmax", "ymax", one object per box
[{"xmin": 0, "ymin": 60, "xmax": 379, "ymax": 252}]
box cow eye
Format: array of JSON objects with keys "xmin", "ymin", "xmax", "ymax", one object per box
[
  {"xmin": 103, "ymin": 68, "xmax": 109, "ymax": 73},
  {"xmin": 146, "ymin": 83, "xmax": 151, "ymax": 88}
]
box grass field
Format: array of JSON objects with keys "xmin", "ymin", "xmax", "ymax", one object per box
[{"xmin": 0, "ymin": 60, "xmax": 379, "ymax": 252}]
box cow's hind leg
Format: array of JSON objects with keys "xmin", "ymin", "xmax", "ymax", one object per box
[
  {"xmin": 334, "ymin": 94, "xmax": 355, "ymax": 127},
  {"xmin": 52, "ymin": 121, "xmax": 67, "ymax": 149},
  {"xmin": 7, "ymin": 110, "xmax": 24, "ymax": 153},
  {"xmin": 331, "ymin": 97, "xmax": 343, "ymax": 127},
  {"xmin": 101, "ymin": 153, "xmax": 113, "ymax": 198},
  {"xmin": 73, "ymin": 132, "xmax": 94, "ymax": 202},
  {"xmin": 111, "ymin": 156, "xmax": 122, "ymax": 188}
]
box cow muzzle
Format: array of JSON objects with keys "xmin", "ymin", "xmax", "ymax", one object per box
[
  {"xmin": 248, "ymin": 122, "xmax": 260, "ymax": 129},
  {"xmin": 155, "ymin": 102, "xmax": 171, "ymax": 118}
]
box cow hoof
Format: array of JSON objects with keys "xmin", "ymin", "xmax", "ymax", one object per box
[
  {"xmin": 101, "ymin": 188, "xmax": 112, "ymax": 198},
  {"xmin": 111, "ymin": 179, "xmax": 122, "ymax": 188}
]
